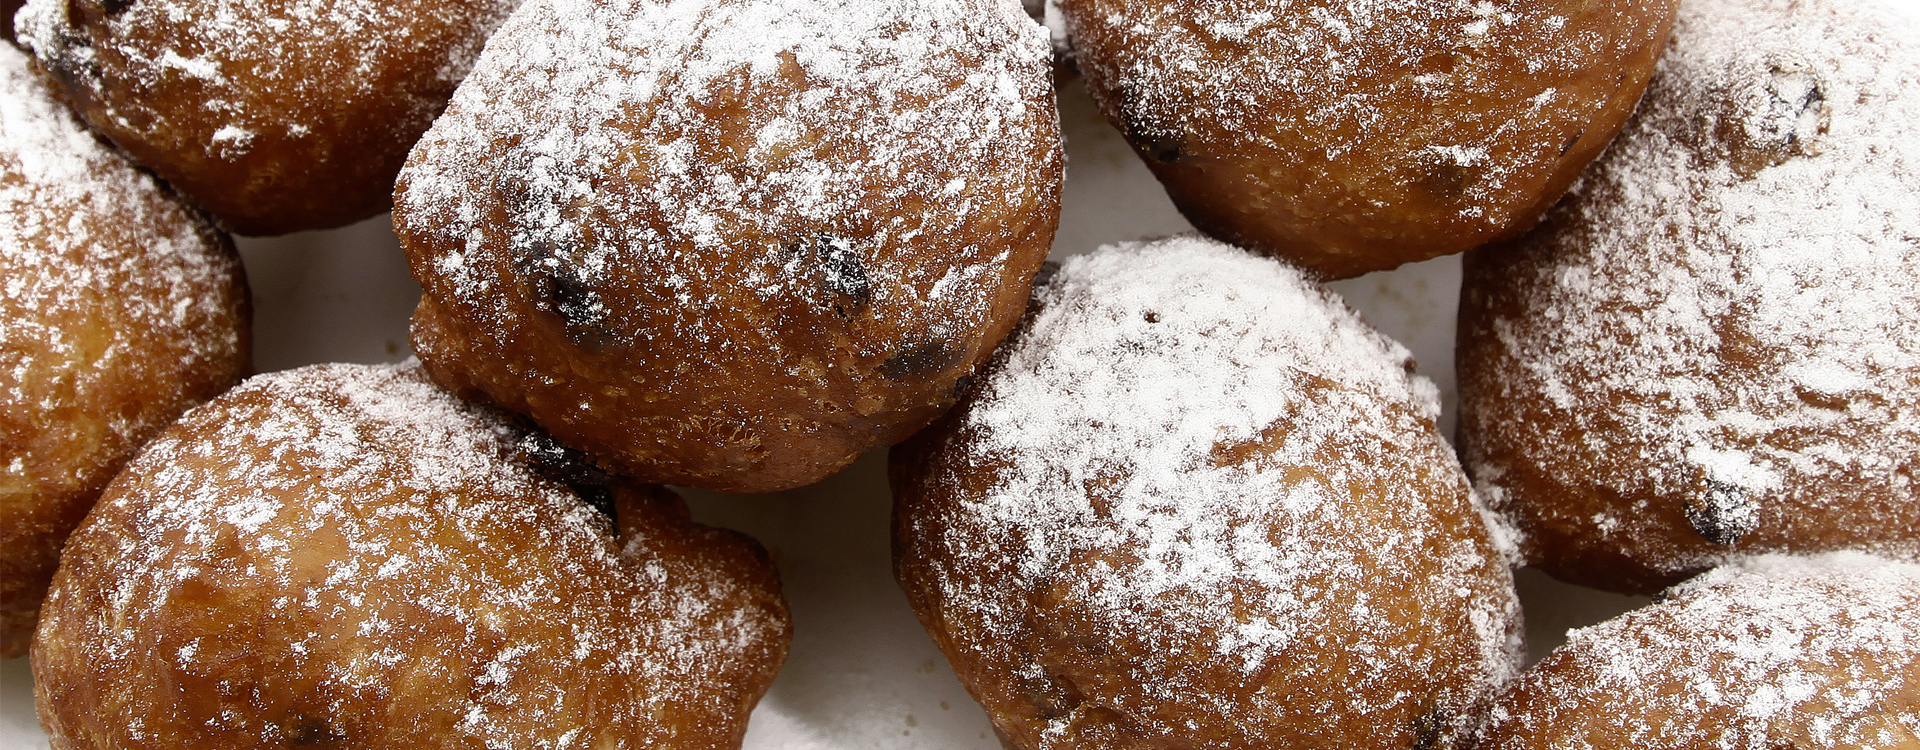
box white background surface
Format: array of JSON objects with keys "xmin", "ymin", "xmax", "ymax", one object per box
[{"xmin": 0, "ymin": 77, "xmax": 1650, "ymax": 749}]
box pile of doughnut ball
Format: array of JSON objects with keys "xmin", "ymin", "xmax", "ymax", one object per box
[{"xmin": 4, "ymin": 0, "xmax": 1919, "ymax": 745}]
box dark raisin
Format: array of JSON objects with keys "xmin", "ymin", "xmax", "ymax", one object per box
[
  {"xmin": 880, "ymin": 340, "xmax": 962, "ymax": 381},
  {"xmin": 1411, "ymin": 707, "xmax": 1449, "ymax": 750},
  {"xmin": 782, "ymin": 235, "xmax": 871, "ymax": 317},
  {"xmin": 1142, "ymin": 134, "xmax": 1183, "ymax": 164},
  {"xmin": 518, "ymin": 238, "xmax": 609, "ymax": 348},
  {"xmin": 949, "ymin": 374, "xmax": 974, "ymax": 400},
  {"xmin": 574, "ymin": 486, "xmax": 617, "ymax": 519},
  {"xmin": 1768, "ymin": 70, "xmax": 1825, "ymax": 152},
  {"xmin": 288, "ymin": 716, "xmax": 343, "ymax": 746},
  {"xmin": 541, "ymin": 268, "xmax": 606, "ymax": 342},
  {"xmin": 41, "ymin": 26, "xmax": 102, "ymax": 88},
  {"xmin": 1684, "ymin": 479, "xmax": 1756, "ymax": 547},
  {"xmin": 520, "ymin": 432, "xmax": 614, "ymax": 485},
  {"xmin": 494, "ymin": 146, "xmax": 612, "ymax": 346},
  {"xmin": 1722, "ymin": 67, "xmax": 1828, "ymax": 176},
  {"xmin": 814, "ymin": 236, "xmax": 871, "ymax": 310},
  {"xmin": 519, "ymin": 432, "xmax": 616, "ymax": 517},
  {"xmin": 100, "ymin": 0, "xmax": 133, "ymax": 13}
]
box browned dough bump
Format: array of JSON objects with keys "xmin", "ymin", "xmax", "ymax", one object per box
[
  {"xmin": 396, "ymin": 0, "xmax": 1062, "ymax": 493},
  {"xmin": 893, "ymin": 236, "xmax": 1521, "ymax": 750},
  {"xmin": 32, "ymin": 362, "xmax": 790, "ymax": 749},
  {"xmin": 1477, "ymin": 553, "xmax": 1920, "ymax": 749},
  {"xmin": 1458, "ymin": 0, "xmax": 1920, "ymax": 595},
  {"xmin": 0, "ymin": 45, "xmax": 248, "ymax": 659},
  {"xmin": 16, "ymin": 0, "xmax": 520, "ymax": 235},
  {"xmin": 1061, "ymin": 0, "xmax": 1676, "ymax": 278}
]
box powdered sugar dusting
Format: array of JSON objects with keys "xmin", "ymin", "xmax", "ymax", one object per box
[
  {"xmin": 1461, "ymin": 0, "xmax": 1920, "ymax": 576},
  {"xmin": 14, "ymin": 0, "xmax": 519, "ymax": 232},
  {"xmin": 0, "ymin": 44, "xmax": 230, "ymax": 323},
  {"xmin": 396, "ymin": 0, "xmax": 1055, "ymax": 346},
  {"xmin": 0, "ymin": 37, "xmax": 243, "ymax": 640},
  {"xmin": 1481, "ymin": 552, "xmax": 1920, "ymax": 748},
  {"xmin": 1063, "ymin": 0, "xmax": 1667, "ymax": 230},
  {"xmin": 35, "ymin": 362, "xmax": 785, "ymax": 746},
  {"xmin": 15, "ymin": 0, "xmax": 516, "ymax": 157},
  {"xmin": 898, "ymin": 236, "xmax": 1520, "ymax": 746}
]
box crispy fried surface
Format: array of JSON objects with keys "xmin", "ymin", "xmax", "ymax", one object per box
[
  {"xmin": 1478, "ymin": 554, "xmax": 1920, "ymax": 750},
  {"xmin": 0, "ymin": 46, "xmax": 248, "ymax": 658},
  {"xmin": 32, "ymin": 363, "xmax": 789, "ymax": 749},
  {"xmin": 16, "ymin": 0, "xmax": 518, "ymax": 235},
  {"xmin": 893, "ymin": 238, "xmax": 1521, "ymax": 750},
  {"xmin": 1062, "ymin": 0, "xmax": 1675, "ymax": 279},
  {"xmin": 395, "ymin": 0, "xmax": 1062, "ymax": 493},
  {"xmin": 1458, "ymin": 0, "xmax": 1920, "ymax": 595}
]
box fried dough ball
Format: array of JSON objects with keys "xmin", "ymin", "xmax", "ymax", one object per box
[
  {"xmin": 15, "ymin": 0, "xmax": 520, "ymax": 235},
  {"xmin": 32, "ymin": 362, "xmax": 790, "ymax": 749},
  {"xmin": 892, "ymin": 236, "xmax": 1522, "ymax": 750},
  {"xmin": 0, "ymin": 45, "xmax": 247, "ymax": 659},
  {"xmin": 395, "ymin": 0, "xmax": 1061, "ymax": 493},
  {"xmin": 1458, "ymin": 0, "xmax": 1920, "ymax": 595},
  {"xmin": 1059, "ymin": 0, "xmax": 1677, "ymax": 279},
  {"xmin": 1477, "ymin": 553, "xmax": 1920, "ymax": 749}
]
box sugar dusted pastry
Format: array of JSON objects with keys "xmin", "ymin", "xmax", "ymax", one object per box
[
  {"xmin": 893, "ymin": 236, "xmax": 1521, "ymax": 750},
  {"xmin": 1477, "ymin": 553, "xmax": 1920, "ymax": 749},
  {"xmin": 32, "ymin": 362, "xmax": 789, "ymax": 748},
  {"xmin": 1458, "ymin": 0, "xmax": 1920, "ymax": 594},
  {"xmin": 0, "ymin": 44, "xmax": 247, "ymax": 659},
  {"xmin": 1059, "ymin": 0, "xmax": 1677, "ymax": 278},
  {"xmin": 395, "ymin": 0, "xmax": 1062, "ymax": 493},
  {"xmin": 16, "ymin": 0, "xmax": 520, "ymax": 235}
]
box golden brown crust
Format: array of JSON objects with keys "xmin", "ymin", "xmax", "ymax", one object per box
[
  {"xmin": 395, "ymin": 0, "xmax": 1062, "ymax": 493},
  {"xmin": 31, "ymin": 363, "xmax": 789, "ymax": 748},
  {"xmin": 1456, "ymin": 0, "xmax": 1920, "ymax": 595},
  {"xmin": 1458, "ymin": 238, "xmax": 1709, "ymax": 596},
  {"xmin": 893, "ymin": 238, "xmax": 1521, "ymax": 750},
  {"xmin": 1061, "ymin": 0, "xmax": 1676, "ymax": 279},
  {"xmin": 1476, "ymin": 554, "xmax": 1920, "ymax": 749},
  {"xmin": 0, "ymin": 46, "xmax": 249, "ymax": 658},
  {"xmin": 16, "ymin": 0, "xmax": 518, "ymax": 235}
]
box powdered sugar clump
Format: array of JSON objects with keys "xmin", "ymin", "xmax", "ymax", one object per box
[
  {"xmin": 896, "ymin": 236, "xmax": 1520, "ymax": 748},
  {"xmin": 1479, "ymin": 552, "xmax": 1920, "ymax": 749},
  {"xmin": 1459, "ymin": 0, "xmax": 1920, "ymax": 583}
]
